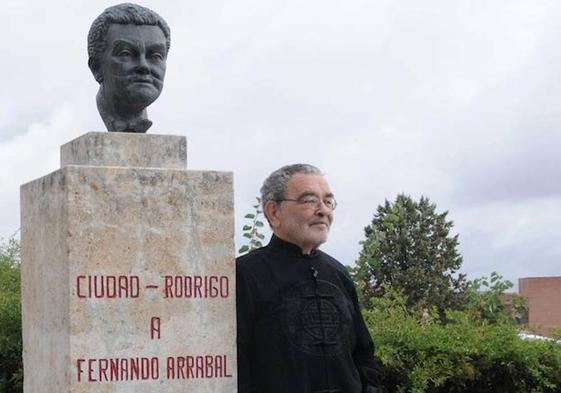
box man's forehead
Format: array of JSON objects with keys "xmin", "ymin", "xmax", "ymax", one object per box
[{"xmin": 287, "ymin": 173, "xmax": 332, "ymax": 195}]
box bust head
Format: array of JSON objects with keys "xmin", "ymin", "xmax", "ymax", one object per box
[{"xmin": 87, "ymin": 3, "xmax": 171, "ymax": 132}]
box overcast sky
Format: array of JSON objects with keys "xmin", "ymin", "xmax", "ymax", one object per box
[{"xmin": 1, "ymin": 0, "xmax": 560, "ymax": 289}]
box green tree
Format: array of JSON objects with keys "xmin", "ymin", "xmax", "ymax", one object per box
[
  {"xmin": 0, "ymin": 236, "xmax": 23, "ymax": 393},
  {"xmin": 352, "ymin": 194, "xmax": 468, "ymax": 312}
]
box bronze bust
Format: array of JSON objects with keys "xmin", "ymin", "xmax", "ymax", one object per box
[{"xmin": 87, "ymin": 3, "xmax": 170, "ymax": 133}]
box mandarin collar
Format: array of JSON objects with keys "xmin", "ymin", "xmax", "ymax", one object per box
[{"xmin": 268, "ymin": 234, "xmax": 319, "ymax": 259}]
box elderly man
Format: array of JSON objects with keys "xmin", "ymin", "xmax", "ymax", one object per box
[
  {"xmin": 237, "ymin": 164, "xmax": 382, "ymax": 393},
  {"xmin": 87, "ymin": 3, "xmax": 170, "ymax": 133}
]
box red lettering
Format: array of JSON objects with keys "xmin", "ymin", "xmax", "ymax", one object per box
[
  {"xmin": 162, "ymin": 276, "xmax": 229, "ymax": 298},
  {"xmin": 76, "ymin": 359, "xmax": 85, "ymax": 382},
  {"xmin": 77, "ymin": 357, "xmax": 160, "ymax": 382},
  {"xmin": 209, "ymin": 276, "xmax": 218, "ymax": 297},
  {"xmin": 175, "ymin": 276, "xmax": 183, "ymax": 297},
  {"xmin": 151, "ymin": 357, "xmax": 159, "ymax": 380},
  {"xmin": 75, "ymin": 275, "xmax": 140, "ymax": 299},
  {"xmin": 166, "ymin": 356, "xmax": 175, "ymax": 379},
  {"xmin": 221, "ymin": 276, "xmax": 229, "ymax": 298},
  {"xmin": 215, "ymin": 355, "xmax": 223, "ymax": 377},
  {"xmin": 88, "ymin": 359, "xmax": 96, "ymax": 382},
  {"xmin": 120, "ymin": 358, "xmax": 129, "ymax": 381},
  {"xmin": 98, "ymin": 358, "xmax": 108, "ymax": 381},
  {"xmin": 106, "ymin": 276, "xmax": 116, "ymax": 298},
  {"xmin": 186, "ymin": 356, "xmax": 194, "ymax": 378},
  {"xmin": 141, "ymin": 358, "xmax": 150, "ymax": 380},
  {"xmin": 118, "ymin": 276, "xmax": 127, "ymax": 298},
  {"xmin": 164, "ymin": 276, "xmax": 173, "ymax": 298},
  {"xmin": 224, "ymin": 355, "xmax": 232, "ymax": 377},
  {"xmin": 194, "ymin": 276, "xmax": 203, "ymax": 297},
  {"xmin": 177, "ymin": 356, "xmax": 186, "ymax": 379},
  {"xmin": 205, "ymin": 355, "xmax": 213, "ymax": 378},
  {"xmin": 196, "ymin": 356, "xmax": 204, "ymax": 378},
  {"xmin": 77, "ymin": 276, "xmax": 86, "ymax": 298},
  {"xmin": 93, "ymin": 276, "xmax": 104, "ymax": 298},
  {"xmin": 110, "ymin": 358, "xmax": 119, "ymax": 381},
  {"xmin": 130, "ymin": 357, "xmax": 139, "ymax": 380},
  {"xmin": 185, "ymin": 276, "xmax": 192, "ymax": 297},
  {"xmin": 130, "ymin": 276, "xmax": 139, "ymax": 298},
  {"xmin": 150, "ymin": 317, "xmax": 161, "ymax": 339},
  {"xmin": 162, "ymin": 355, "xmax": 231, "ymax": 379}
]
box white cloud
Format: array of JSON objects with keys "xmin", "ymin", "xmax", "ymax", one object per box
[{"xmin": 1, "ymin": 0, "xmax": 560, "ymax": 285}]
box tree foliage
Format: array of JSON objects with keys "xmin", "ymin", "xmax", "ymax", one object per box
[
  {"xmin": 466, "ymin": 271, "xmax": 528, "ymax": 325},
  {"xmin": 0, "ymin": 236, "xmax": 23, "ymax": 393},
  {"xmin": 352, "ymin": 194, "xmax": 468, "ymax": 312},
  {"xmin": 365, "ymin": 286, "xmax": 561, "ymax": 393},
  {"xmin": 238, "ymin": 197, "xmax": 266, "ymax": 255}
]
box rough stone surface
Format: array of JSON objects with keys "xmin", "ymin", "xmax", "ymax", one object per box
[
  {"xmin": 21, "ymin": 134, "xmax": 235, "ymax": 393},
  {"xmin": 61, "ymin": 132, "xmax": 187, "ymax": 169},
  {"xmin": 21, "ymin": 170, "xmax": 70, "ymax": 392}
]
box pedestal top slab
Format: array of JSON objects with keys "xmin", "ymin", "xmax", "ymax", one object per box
[{"xmin": 60, "ymin": 132, "xmax": 187, "ymax": 169}]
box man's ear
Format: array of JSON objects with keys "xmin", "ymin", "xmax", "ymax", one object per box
[
  {"xmin": 88, "ymin": 57, "xmax": 103, "ymax": 84},
  {"xmin": 264, "ymin": 200, "xmax": 281, "ymax": 229}
]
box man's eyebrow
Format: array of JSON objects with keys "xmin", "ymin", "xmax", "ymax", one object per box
[
  {"xmin": 296, "ymin": 191, "xmax": 318, "ymax": 198},
  {"xmin": 296, "ymin": 191, "xmax": 335, "ymax": 198}
]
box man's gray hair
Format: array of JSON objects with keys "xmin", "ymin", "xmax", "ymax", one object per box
[
  {"xmin": 260, "ymin": 164, "xmax": 322, "ymax": 219},
  {"xmin": 88, "ymin": 3, "xmax": 171, "ymax": 83}
]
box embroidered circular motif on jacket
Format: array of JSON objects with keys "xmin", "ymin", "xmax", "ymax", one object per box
[{"xmin": 281, "ymin": 279, "xmax": 353, "ymax": 356}]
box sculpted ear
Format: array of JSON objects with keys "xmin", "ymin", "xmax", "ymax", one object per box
[
  {"xmin": 264, "ymin": 200, "xmax": 281, "ymax": 229},
  {"xmin": 88, "ymin": 57, "xmax": 103, "ymax": 84}
]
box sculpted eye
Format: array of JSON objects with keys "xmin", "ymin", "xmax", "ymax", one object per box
[
  {"xmin": 118, "ymin": 49, "xmax": 133, "ymax": 57},
  {"xmin": 151, "ymin": 52, "xmax": 164, "ymax": 61}
]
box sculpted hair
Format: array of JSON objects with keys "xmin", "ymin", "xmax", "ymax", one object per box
[
  {"xmin": 260, "ymin": 164, "xmax": 322, "ymax": 222},
  {"xmin": 88, "ymin": 3, "xmax": 171, "ymax": 81}
]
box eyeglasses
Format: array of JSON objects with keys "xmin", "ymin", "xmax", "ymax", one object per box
[{"xmin": 276, "ymin": 195, "xmax": 337, "ymax": 211}]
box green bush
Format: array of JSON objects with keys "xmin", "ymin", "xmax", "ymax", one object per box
[
  {"xmin": 0, "ymin": 237, "xmax": 23, "ymax": 393},
  {"xmin": 364, "ymin": 288, "xmax": 561, "ymax": 393}
]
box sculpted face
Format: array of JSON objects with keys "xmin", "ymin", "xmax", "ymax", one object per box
[
  {"xmin": 99, "ymin": 24, "xmax": 167, "ymax": 113},
  {"xmin": 267, "ymin": 173, "xmax": 334, "ymax": 254}
]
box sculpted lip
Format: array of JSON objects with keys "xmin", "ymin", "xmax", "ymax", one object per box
[{"xmin": 131, "ymin": 78, "xmax": 153, "ymax": 84}]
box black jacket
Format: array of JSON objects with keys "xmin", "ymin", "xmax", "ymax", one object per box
[{"xmin": 237, "ymin": 235, "xmax": 382, "ymax": 393}]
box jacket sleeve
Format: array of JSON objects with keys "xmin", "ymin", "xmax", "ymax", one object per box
[{"xmin": 236, "ymin": 260, "xmax": 256, "ymax": 393}]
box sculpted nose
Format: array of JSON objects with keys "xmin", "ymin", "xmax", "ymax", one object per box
[{"xmin": 135, "ymin": 55, "xmax": 150, "ymax": 74}]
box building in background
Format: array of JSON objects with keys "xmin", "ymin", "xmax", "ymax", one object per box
[{"xmin": 519, "ymin": 276, "xmax": 561, "ymax": 337}]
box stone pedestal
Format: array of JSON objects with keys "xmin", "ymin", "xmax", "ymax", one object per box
[{"xmin": 21, "ymin": 132, "xmax": 236, "ymax": 393}]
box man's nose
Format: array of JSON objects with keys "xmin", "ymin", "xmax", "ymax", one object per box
[
  {"xmin": 316, "ymin": 200, "xmax": 333, "ymax": 218},
  {"xmin": 135, "ymin": 54, "xmax": 150, "ymax": 74}
]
